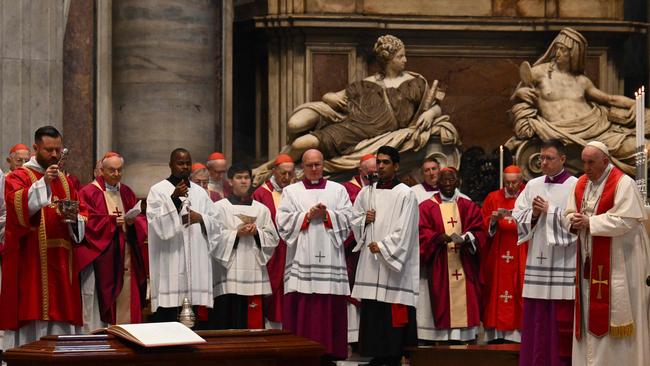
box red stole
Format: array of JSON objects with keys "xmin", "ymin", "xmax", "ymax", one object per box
[{"xmin": 574, "ymin": 167, "xmax": 623, "ymax": 338}]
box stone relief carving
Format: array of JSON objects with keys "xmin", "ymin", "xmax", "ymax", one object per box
[
  {"xmin": 253, "ymin": 35, "xmax": 461, "ymax": 184},
  {"xmin": 507, "ymin": 27, "xmax": 649, "ymax": 179}
]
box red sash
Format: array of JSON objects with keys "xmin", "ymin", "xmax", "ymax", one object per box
[{"xmin": 574, "ymin": 167, "xmax": 623, "ymax": 338}]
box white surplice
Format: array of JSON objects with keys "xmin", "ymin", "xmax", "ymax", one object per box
[
  {"xmin": 513, "ymin": 174, "xmax": 578, "ymax": 300},
  {"xmin": 211, "ymin": 199, "xmax": 278, "ymax": 296},
  {"xmin": 276, "ymin": 180, "xmax": 353, "ymax": 295},
  {"xmin": 351, "ymin": 182, "xmax": 419, "ymax": 306},
  {"xmin": 564, "ymin": 166, "xmax": 650, "ymax": 366},
  {"xmin": 146, "ymin": 180, "xmax": 219, "ymax": 310},
  {"xmin": 411, "ymin": 183, "xmax": 437, "ymax": 203},
  {"xmin": 411, "ymin": 183, "xmax": 437, "ymax": 340}
]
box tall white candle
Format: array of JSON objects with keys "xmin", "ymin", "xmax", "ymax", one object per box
[
  {"xmin": 637, "ymin": 90, "xmax": 642, "ymax": 147},
  {"xmin": 499, "ymin": 145, "xmax": 504, "ymax": 189}
]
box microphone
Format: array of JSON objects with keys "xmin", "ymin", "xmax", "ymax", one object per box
[{"xmin": 365, "ymin": 172, "xmax": 379, "ymax": 184}]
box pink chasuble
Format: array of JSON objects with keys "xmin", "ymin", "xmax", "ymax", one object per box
[{"xmin": 418, "ymin": 194, "xmax": 486, "ymax": 329}]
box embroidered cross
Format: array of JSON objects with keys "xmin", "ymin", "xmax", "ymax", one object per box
[
  {"xmin": 536, "ymin": 251, "xmax": 548, "ymax": 265},
  {"xmin": 591, "ymin": 264, "xmax": 608, "ymax": 300},
  {"xmin": 112, "ymin": 207, "xmax": 123, "ymax": 217},
  {"xmin": 315, "ymin": 251, "xmax": 325, "ymax": 263},
  {"xmin": 501, "ymin": 251, "xmax": 514, "ymax": 263},
  {"xmin": 447, "ymin": 217, "xmax": 458, "ymax": 228},
  {"xmin": 451, "ymin": 269, "xmax": 463, "ymax": 280},
  {"xmin": 500, "ymin": 290, "xmax": 513, "ymax": 303},
  {"xmin": 449, "ymin": 242, "xmax": 462, "ymax": 253}
]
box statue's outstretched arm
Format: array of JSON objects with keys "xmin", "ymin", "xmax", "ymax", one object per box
[
  {"xmin": 584, "ymin": 77, "xmax": 634, "ymax": 109},
  {"xmin": 322, "ymin": 89, "xmax": 348, "ymax": 112}
]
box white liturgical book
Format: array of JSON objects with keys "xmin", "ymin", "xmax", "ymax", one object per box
[
  {"xmin": 105, "ymin": 322, "xmax": 206, "ymax": 347},
  {"xmin": 124, "ymin": 200, "xmax": 142, "ymax": 221}
]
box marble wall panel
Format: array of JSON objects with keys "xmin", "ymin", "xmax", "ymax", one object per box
[
  {"xmin": 0, "ymin": 0, "xmax": 65, "ymax": 170},
  {"xmin": 311, "ymin": 53, "xmax": 348, "ymax": 102}
]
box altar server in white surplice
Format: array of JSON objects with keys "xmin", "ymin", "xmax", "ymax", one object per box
[
  {"xmin": 512, "ymin": 139, "xmax": 578, "ymax": 366},
  {"xmin": 351, "ymin": 146, "xmax": 419, "ymax": 366},
  {"xmin": 147, "ymin": 148, "xmax": 220, "ymax": 323},
  {"xmin": 211, "ymin": 163, "xmax": 278, "ymax": 330},
  {"xmin": 276, "ymin": 149, "xmax": 353, "ymax": 360}
]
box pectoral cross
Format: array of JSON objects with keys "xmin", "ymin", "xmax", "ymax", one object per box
[
  {"xmin": 315, "ymin": 251, "xmax": 325, "ymax": 263},
  {"xmin": 112, "ymin": 207, "xmax": 123, "ymax": 218},
  {"xmin": 536, "ymin": 251, "xmax": 548, "ymax": 265},
  {"xmin": 451, "ymin": 269, "xmax": 463, "ymax": 281},
  {"xmin": 447, "ymin": 217, "xmax": 458, "ymax": 228},
  {"xmin": 500, "ymin": 290, "xmax": 513, "ymax": 303},
  {"xmin": 501, "ymin": 251, "xmax": 514, "ymax": 263},
  {"xmin": 591, "ymin": 264, "xmax": 608, "ymax": 300}
]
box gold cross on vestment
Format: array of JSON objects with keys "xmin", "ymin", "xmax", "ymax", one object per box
[
  {"xmin": 501, "ymin": 251, "xmax": 514, "ymax": 263},
  {"xmin": 591, "ymin": 264, "xmax": 608, "ymax": 300},
  {"xmin": 500, "ymin": 290, "xmax": 513, "ymax": 303},
  {"xmin": 447, "ymin": 217, "xmax": 458, "ymax": 228},
  {"xmin": 112, "ymin": 207, "xmax": 123, "ymax": 217}
]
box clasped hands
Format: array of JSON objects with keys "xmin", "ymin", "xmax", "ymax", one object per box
[
  {"xmin": 307, "ymin": 203, "xmax": 328, "ymax": 222},
  {"xmin": 570, "ymin": 213, "xmax": 590, "ymax": 231},
  {"xmin": 237, "ymin": 223, "xmax": 258, "ymax": 237}
]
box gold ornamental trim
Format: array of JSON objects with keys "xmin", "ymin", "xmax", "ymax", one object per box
[{"xmin": 439, "ymin": 201, "xmax": 469, "ymax": 328}]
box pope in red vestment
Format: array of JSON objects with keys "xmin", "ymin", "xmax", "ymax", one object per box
[
  {"xmin": 418, "ymin": 169, "xmax": 486, "ymax": 339},
  {"xmin": 0, "ymin": 154, "xmax": 88, "ymax": 333},
  {"xmin": 78, "ymin": 158, "xmax": 147, "ymax": 326},
  {"xmin": 480, "ymin": 165, "xmax": 527, "ymax": 342},
  {"xmin": 251, "ymin": 154, "xmax": 295, "ymax": 325}
]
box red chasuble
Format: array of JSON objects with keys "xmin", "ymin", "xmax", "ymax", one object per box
[
  {"xmin": 480, "ymin": 188, "xmax": 527, "ymax": 332},
  {"xmin": 418, "ymin": 193, "xmax": 486, "ymax": 329},
  {"xmin": 0, "ymin": 167, "xmax": 87, "ymax": 330},
  {"xmin": 574, "ymin": 167, "xmax": 623, "ymax": 338},
  {"xmin": 252, "ymin": 180, "xmax": 286, "ymax": 323},
  {"xmin": 78, "ymin": 176, "xmax": 147, "ymax": 324}
]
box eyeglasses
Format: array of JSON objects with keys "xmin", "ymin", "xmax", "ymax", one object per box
[{"xmin": 537, "ymin": 156, "xmax": 557, "ymax": 162}]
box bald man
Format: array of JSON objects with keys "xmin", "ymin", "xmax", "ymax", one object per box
[
  {"xmin": 276, "ymin": 149, "xmax": 353, "ymax": 361},
  {"xmin": 6, "ymin": 144, "xmax": 30, "ymax": 172},
  {"xmin": 78, "ymin": 153, "xmax": 147, "ymax": 330},
  {"xmin": 563, "ymin": 142, "xmax": 649, "ymax": 366}
]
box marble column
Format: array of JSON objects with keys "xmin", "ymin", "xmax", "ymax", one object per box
[
  {"xmin": 113, "ymin": 0, "xmax": 218, "ymax": 196},
  {"xmin": 0, "ymin": 0, "xmax": 66, "ymax": 163}
]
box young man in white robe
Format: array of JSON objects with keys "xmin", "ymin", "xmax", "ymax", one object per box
[
  {"xmin": 276, "ymin": 149, "xmax": 353, "ymax": 361},
  {"xmin": 512, "ymin": 139, "xmax": 578, "ymax": 366},
  {"xmin": 351, "ymin": 146, "xmax": 419, "ymax": 366},
  {"xmin": 562, "ymin": 141, "xmax": 649, "ymax": 366},
  {"xmin": 146, "ymin": 148, "xmax": 220, "ymax": 327},
  {"xmin": 211, "ymin": 163, "xmax": 278, "ymax": 329},
  {"xmin": 410, "ymin": 156, "xmax": 441, "ymax": 343}
]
